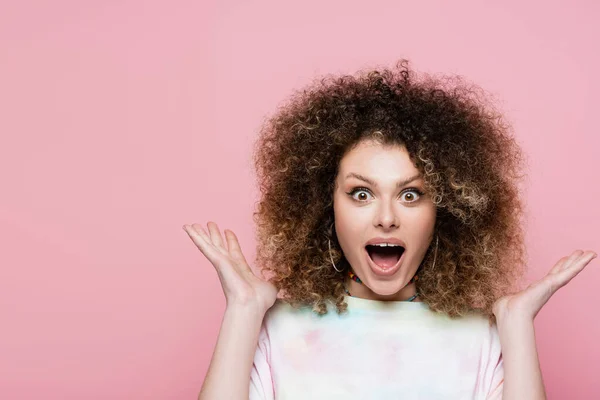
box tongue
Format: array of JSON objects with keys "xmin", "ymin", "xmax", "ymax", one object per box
[{"xmin": 369, "ymin": 249, "xmax": 402, "ymax": 268}]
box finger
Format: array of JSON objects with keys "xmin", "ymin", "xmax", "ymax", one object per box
[
  {"xmin": 551, "ymin": 251, "xmax": 596, "ymax": 289},
  {"xmin": 224, "ymin": 229, "xmax": 251, "ymax": 270},
  {"xmin": 183, "ymin": 224, "xmax": 223, "ymax": 266},
  {"xmin": 186, "ymin": 223, "xmax": 210, "ymax": 243},
  {"xmin": 206, "ymin": 222, "xmax": 227, "ymax": 252},
  {"xmin": 559, "ymin": 249, "xmax": 585, "ymax": 272},
  {"xmin": 565, "ymin": 251, "xmax": 596, "ymax": 271},
  {"xmin": 190, "ymin": 223, "xmax": 225, "ymax": 253},
  {"xmin": 549, "ymin": 256, "xmax": 569, "ymax": 275}
]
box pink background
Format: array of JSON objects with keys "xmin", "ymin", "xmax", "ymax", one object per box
[{"xmin": 1, "ymin": 0, "xmax": 598, "ymax": 398}]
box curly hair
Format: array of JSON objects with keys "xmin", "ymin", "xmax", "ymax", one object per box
[{"xmin": 251, "ymin": 59, "xmax": 528, "ymax": 319}]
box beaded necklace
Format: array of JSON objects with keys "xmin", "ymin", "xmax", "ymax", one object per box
[{"xmin": 344, "ymin": 270, "xmax": 419, "ymax": 302}]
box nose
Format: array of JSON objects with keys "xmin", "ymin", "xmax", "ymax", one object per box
[{"xmin": 374, "ymin": 200, "xmax": 399, "ymax": 229}]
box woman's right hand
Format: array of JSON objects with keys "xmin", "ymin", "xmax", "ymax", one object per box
[{"xmin": 183, "ymin": 222, "xmax": 279, "ymax": 314}]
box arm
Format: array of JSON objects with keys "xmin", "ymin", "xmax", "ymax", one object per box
[
  {"xmin": 182, "ymin": 222, "xmax": 278, "ymax": 400},
  {"xmin": 492, "ymin": 249, "xmax": 596, "ymax": 400},
  {"xmin": 198, "ymin": 304, "xmax": 266, "ymax": 400},
  {"xmin": 496, "ymin": 315, "xmax": 545, "ymax": 400}
]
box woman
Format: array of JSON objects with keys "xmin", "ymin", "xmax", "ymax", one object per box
[{"xmin": 185, "ymin": 60, "xmax": 596, "ymax": 399}]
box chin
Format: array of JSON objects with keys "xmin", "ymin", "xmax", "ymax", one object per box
[
  {"xmin": 373, "ymin": 287, "xmax": 401, "ymax": 297},
  {"xmin": 363, "ymin": 277, "xmax": 406, "ymax": 294}
]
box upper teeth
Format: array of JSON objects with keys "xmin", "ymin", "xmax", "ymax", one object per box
[{"xmin": 371, "ymin": 243, "xmax": 401, "ymax": 247}]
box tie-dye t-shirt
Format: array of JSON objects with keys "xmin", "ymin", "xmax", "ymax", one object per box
[{"xmin": 249, "ymin": 295, "xmax": 504, "ymax": 400}]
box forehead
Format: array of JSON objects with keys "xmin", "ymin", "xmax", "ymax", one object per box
[{"xmin": 338, "ymin": 140, "xmax": 419, "ymax": 176}]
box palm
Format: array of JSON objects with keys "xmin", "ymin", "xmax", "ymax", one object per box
[
  {"xmin": 183, "ymin": 221, "xmax": 279, "ymax": 313},
  {"xmin": 493, "ymin": 250, "xmax": 596, "ymax": 321}
]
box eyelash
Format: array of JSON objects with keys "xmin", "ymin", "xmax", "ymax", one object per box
[{"xmin": 346, "ymin": 187, "xmax": 425, "ymax": 203}]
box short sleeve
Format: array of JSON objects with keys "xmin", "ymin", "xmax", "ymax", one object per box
[
  {"xmin": 486, "ymin": 323, "xmax": 504, "ymax": 400},
  {"xmin": 249, "ymin": 321, "xmax": 275, "ymax": 400}
]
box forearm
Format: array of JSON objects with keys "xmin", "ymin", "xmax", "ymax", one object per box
[
  {"xmin": 496, "ymin": 315, "xmax": 546, "ymax": 400},
  {"xmin": 199, "ymin": 305, "xmax": 266, "ymax": 400}
]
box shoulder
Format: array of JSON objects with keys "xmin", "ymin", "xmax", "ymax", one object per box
[
  {"xmin": 263, "ymin": 299, "xmax": 324, "ymax": 323},
  {"xmin": 260, "ymin": 298, "xmax": 342, "ymax": 334},
  {"xmin": 448, "ymin": 311, "xmax": 502, "ymax": 347},
  {"xmin": 416, "ymin": 308, "xmax": 501, "ymax": 343},
  {"xmin": 448, "ymin": 310, "xmax": 499, "ymax": 332}
]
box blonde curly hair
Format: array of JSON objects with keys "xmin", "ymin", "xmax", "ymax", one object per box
[{"xmin": 252, "ymin": 59, "xmax": 528, "ymax": 318}]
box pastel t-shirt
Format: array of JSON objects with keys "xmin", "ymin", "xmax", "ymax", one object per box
[{"xmin": 249, "ymin": 295, "xmax": 503, "ymax": 400}]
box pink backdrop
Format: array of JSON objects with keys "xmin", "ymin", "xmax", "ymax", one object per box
[{"xmin": 1, "ymin": 0, "xmax": 598, "ymax": 398}]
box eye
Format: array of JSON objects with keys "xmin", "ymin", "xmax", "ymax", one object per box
[
  {"xmin": 347, "ymin": 187, "xmax": 372, "ymax": 202},
  {"xmin": 400, "ymin": 188, "xmax": 424, "ymax": 203},
  {"xmin": 346, "ymin": 187, "xmax": 424, "ymax": 203}
]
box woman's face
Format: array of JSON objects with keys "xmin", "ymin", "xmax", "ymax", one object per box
[{"xmin": 333, "ymin": 139, "xmax": 437, "ymax": 301}]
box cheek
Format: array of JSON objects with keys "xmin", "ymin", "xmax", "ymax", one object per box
[
  {"xmin": 414, "ymin": 212, "xmax": 435, "ymax": 234},
  {"xmin": 333, "ymin": 202, "xmax": 366, "ymax": 253},
  {"xmin": 409, "ymin": 208, "xmax": 437, "ymax": 251},
  {"xmin": 422, "ymin": 206, "xmax": 437, "ymax": 234}
]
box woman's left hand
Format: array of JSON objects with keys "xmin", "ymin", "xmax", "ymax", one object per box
[{"xmin": 492, "ymin": 249, "xmax": 597, "ymax": 322}]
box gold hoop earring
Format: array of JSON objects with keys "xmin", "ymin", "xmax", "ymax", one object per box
[
  {"xmin": 431, "ymin": 235, "xmax": 439, "ymax": 270},
  {"xmin": 328, "ymin": 238, "xmax": 344, "ymax": 273}
]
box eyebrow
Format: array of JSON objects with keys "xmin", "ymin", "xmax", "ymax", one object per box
[{"xmin": 345, "ymin": 172, "xmax": 423, "ymax": 188}]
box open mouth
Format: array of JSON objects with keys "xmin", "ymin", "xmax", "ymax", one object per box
[{"xmin": 365, "ymin": 245, "xmax": 405, "ymax": 269}]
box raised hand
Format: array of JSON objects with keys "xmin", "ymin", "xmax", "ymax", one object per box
[
  {"xmin": 183, "ymin": 221, "xmax": 278, "ymax": 314},
  {"xmin": 493, "ymin": 249, "xmax": 597, "ymax": 321}
]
